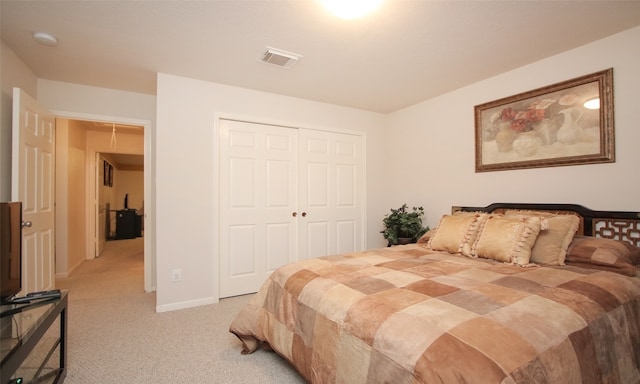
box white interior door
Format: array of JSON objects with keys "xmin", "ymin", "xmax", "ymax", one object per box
[
  {"xmin": 12, "ymin": 88, "xmax": 56, "ymax": 294},
  {"xmin": 298, "ymin": 130, "xmax": 364, "ymax": 259},
  {"xmin": 219, "ymin": 119, "xmax": 298, "ymax": 297}
]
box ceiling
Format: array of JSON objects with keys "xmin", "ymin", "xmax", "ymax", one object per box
[
  {"xmin": 2, "ymin": 1, "xmax": 640, "ymax": 114},
  {"xmin": 79, "ymin": 120, "xmax": 144, "ymax": 168},
  {"xmin": 109, "ymin": 153, "xmax": 144, "ymax": 168}
]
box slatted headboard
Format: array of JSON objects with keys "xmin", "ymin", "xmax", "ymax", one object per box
[{"xmin": 452, "ymin": 203, "xmax": 640, "ymax": 247}]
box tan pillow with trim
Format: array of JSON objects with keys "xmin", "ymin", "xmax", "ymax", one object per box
[
  {"xmin": 427, "ymin": 213, "xmax": 487, "ymax": 256},
  {"xmin": 472, "ymin": 215, "xmax": 542, "ymax": 265},
  {"xmin": 505, "ymin": 210, "xmax": 580, "ymax": 265}
]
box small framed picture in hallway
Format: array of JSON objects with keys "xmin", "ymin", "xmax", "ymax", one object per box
[{"xmin": 103, "ymin": 160, "xmax": 109, "ymax": 186}]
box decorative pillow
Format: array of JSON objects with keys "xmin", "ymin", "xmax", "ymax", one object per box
[
  {"xmin": 565, "ymin": 236, "xmax": 640, "ymax": 277},
  {"xmin": 504, "ymin": 210, "xmax": 580, "ymax": 265},
  {"xmin": 471, "ymin": 215, "xmax": 542, "ymax": 265},
  {"xmin": 427, "ymin": 213, "xmax": 487, "ymax": 256}
]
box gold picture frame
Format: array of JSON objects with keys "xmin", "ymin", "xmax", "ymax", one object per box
[{"xmin": 474, "ymin": 68, "xmax": 614, "ymax": 172}]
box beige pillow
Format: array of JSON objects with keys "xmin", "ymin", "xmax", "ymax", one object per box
[
  {"xmin": 505, "ymin": 210, "xmax": 580, "ymax": 265},
  {"xmin": 427, "ymin": 213, "xmax": 487, "ymax": 256},
  {"xmin": 471, "ymin": 215, "xmax": 542, "ymax": 265}
]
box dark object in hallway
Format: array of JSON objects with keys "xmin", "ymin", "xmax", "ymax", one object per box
[{"xmin": 115, "ymin": 209, "xmax": 141, "ymax": 239}]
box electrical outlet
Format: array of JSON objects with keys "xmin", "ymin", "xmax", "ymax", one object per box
[{"xmin": 171, "ymin": 269, "xmax": 182, "ymax": 282}]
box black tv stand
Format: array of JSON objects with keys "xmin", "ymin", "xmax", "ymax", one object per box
[{"xmin": 1, "ymin": 291, "xmax": 68, "ymax": 383}]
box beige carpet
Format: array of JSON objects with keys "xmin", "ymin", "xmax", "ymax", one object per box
[{"xmin": 56, "ymin": 238, "xmax": 305, "ymax": 383}]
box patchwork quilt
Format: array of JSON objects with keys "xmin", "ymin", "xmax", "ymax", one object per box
[{"xmin": 230, "ymin": 245, "xmax": 640, "ymax": 383}]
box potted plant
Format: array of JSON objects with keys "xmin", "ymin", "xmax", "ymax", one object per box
[{"xmin": 381, "ymin": 204, "xmax": 429, "ymax": 246}]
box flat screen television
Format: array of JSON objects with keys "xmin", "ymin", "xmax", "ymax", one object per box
[{"xmin": 1, "ymin": 202, "xmax": 22, "ymax": 304}]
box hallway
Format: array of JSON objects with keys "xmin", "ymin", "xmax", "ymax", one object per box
[{"xmin": 56, "ymin": 237, "xmax": 144, "ymax": 300}]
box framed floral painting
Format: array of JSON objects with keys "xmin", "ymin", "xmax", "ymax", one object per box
[{"xmin": 474, "ymin": 68, "xmax": 614, "ymax": 172}]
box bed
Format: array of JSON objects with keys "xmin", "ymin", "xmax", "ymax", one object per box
[{"xmin": 229, "ymin": 203, "xmax": 640, "ymax": 383}]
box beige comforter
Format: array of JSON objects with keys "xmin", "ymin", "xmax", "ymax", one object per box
[{"xmin": 230, "ymin": 245, "xmax": 640, "ymax": 383}]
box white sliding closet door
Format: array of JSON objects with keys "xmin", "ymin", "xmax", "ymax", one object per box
[
  {"xmin": 219, "ymin": 120, "xmax": 298, "ymax": 298},
  {"xmin": 298, "ymin": 129, "xmax": 364, "ymax": 260},
  {"xmin": 219, "ymin": 119, "xmax": 364, "ymax": 298}
]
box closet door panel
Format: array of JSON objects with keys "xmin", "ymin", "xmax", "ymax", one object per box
[
  {"xmin": 266, "ymin": 160, "xmax": 291, "ymax": 207},
  {"xmin": 336, "ymin": 163, "xmax": 356, "ymax": 206},
  {"xmin": 306, "ymin": 162, "xmax": 329, "ymax": 207},
  {"xmin": 298, "ymin": 130, "xmax": 364, "ymax": 260},
  {"xmin": 333, "ymin": 136, "xmax": 361, "ymax": 255},
  {"xmin": 229, "ymin": 224, "xmax": 257, "ymax": 276},
  {"xmin": 229, "ymin": 158, "xmax": 255, "ymax": 207},
  {"xmin": 266, "ymin": 223, "xmax": 292, "ymax": 271},
  {"xmin": 305, "ymin": 221, "xmax": 329, "ymax": 259},
  {"xmin": 336, "ymin": 219, "xmax": 356, "ymax": 254},
  {"xmin": 219, "ymin": 119, "xmax": 297, "ymax": 298}
]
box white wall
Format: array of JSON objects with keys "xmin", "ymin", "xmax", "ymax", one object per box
[
  {"xmin": 155, "ymin": 74, "xmax": 387, "ymax": 311},
  {"xmin": 116, "ymin": 170, "xmax": 144, "ymax": 211},
  {"xmin": 0, "ymin": 41, "xmax": 38, "ymax": 201},
  {"xmin": 37, "ymin": 80, "xmax": 157, "ymax": 123},
  {"xmin": 55, "ymin": 119, "xmax": 88, "ymax": 277},
  {"xmin": 386, "ymin": 26, "xmax": 640, "ymax": 228}
]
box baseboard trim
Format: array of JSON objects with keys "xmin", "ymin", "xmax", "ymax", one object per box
[
  {"xmin": 56, "ymin": 257, "xmax": 85, "ymax": 279},
  {"xmin": 155, "ymin": 296, "xmax": 218, "ymax": 313}
]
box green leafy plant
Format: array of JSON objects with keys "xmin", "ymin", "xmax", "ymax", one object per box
[{"xmin": 381, "ymin": 204, "xmax": 429, "ymax": 246}]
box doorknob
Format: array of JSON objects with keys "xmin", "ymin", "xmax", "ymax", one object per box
[
  {"xmin": 292, "ymin": 212, "xmax": 297, "ymax": 217},
  {"xmin": 301, "ymin": 212, "xmax": 307, "ymax": 217},
  {"xmin": 22, "ymin": 221, "xmax": 32, "ymax": 228}
]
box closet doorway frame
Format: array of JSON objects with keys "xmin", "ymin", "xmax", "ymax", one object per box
[{"xmin": 213, "ymin": 113, "xmax": 368, "ymax": 299}]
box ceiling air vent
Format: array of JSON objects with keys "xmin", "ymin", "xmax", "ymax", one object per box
[{"xmin": 260, "ymin": 47, "xmax": 302, "ymax": 69}]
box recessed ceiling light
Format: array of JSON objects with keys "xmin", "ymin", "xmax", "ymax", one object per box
[
  {"xmin": 319, "ymin": 0, "xmax": 384, "ymax": 19},
  {"xmin": 33, "ymin": 32, "xmax": 58, "ymax": 47}
]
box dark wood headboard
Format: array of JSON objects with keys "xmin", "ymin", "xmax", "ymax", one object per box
[{"xmin": 452, "ymin": 203, "xmax": 640, "ymax": 247}]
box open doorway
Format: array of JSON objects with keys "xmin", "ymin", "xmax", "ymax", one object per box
[
  {"xmin": 55, "ymin": 117, "xmax": 149, "ymax": 290},
  {"xmin": 97, "ymin": 151, "xmax": 144, "ymax": 253}
]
